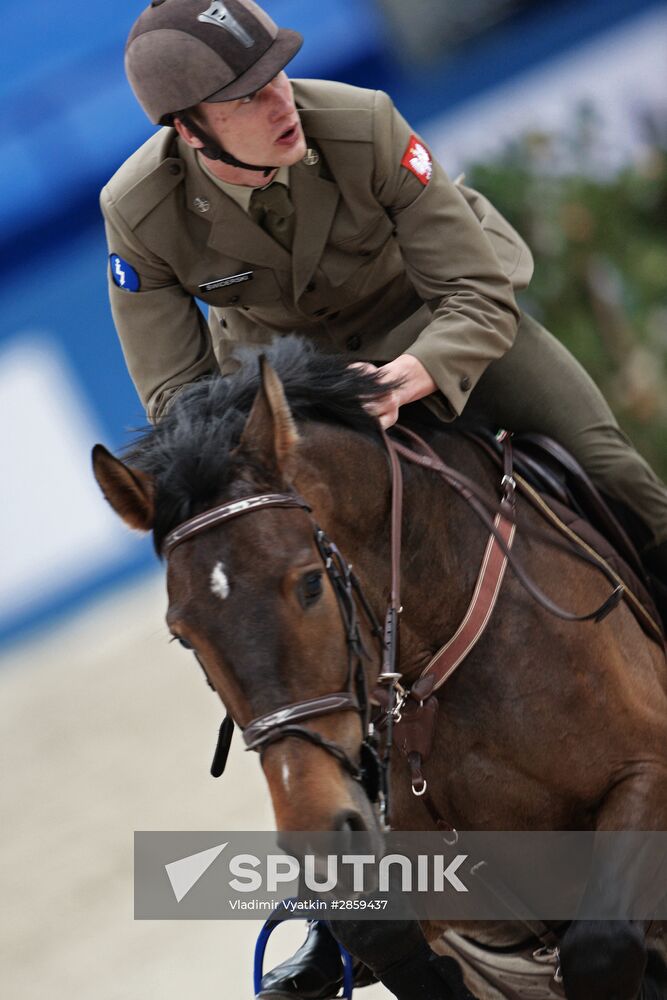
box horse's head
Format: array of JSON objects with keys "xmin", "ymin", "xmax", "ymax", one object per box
[{"xmin": 93, "ymin": 348, "xmax": 391, "ymax": 840}]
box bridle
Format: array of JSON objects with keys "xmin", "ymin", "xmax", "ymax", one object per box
[
  {"xmin": 162, "ymin": 490, "xmax": 392, "ymax": 810},
  {"xmin": 161, "ymin": 426, "xmax": 626, "ymax": 829},
  {"xmin": 242, "ymin": 521, "xmax": 385, "ymax": 782}
]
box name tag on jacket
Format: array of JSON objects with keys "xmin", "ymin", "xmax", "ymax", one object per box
[{"xmin": 199, "ymin": 271, "xmax": 254, "ymax": 293}]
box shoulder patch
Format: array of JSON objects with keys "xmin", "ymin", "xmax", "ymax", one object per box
[
  {"xmin": 110, "ymin": 255, "xmax": 140, "ymax": 292},
  {"xmin": 401, "ymin": 135, "xmax": 433, "ymax": 186}
]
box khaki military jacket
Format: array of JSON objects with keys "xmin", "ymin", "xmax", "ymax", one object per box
[{"xmin": 101, "ymin": 79, "xmax": 532, "ymax": 423}]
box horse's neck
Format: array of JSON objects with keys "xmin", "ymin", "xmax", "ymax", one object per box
[
  {"xmin": 295, "ymin": 424, "xmax": 492, "ymax": 672},
  {"xmin": 398, "ymin": 428, "xmax": 497, "ymax": 662}
]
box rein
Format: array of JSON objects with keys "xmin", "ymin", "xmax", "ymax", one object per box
[{"xmin": 161, "ymin": 425, "xmax": 626, "ymax": 830}]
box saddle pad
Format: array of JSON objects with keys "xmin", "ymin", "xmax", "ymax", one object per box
[{"xmin": 436, "ymin": 930, "xmax": 565, "ymax": 1000}]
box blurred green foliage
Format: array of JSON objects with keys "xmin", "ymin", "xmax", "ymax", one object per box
[{"xmin": 466, "ymin": 105, "xmax": 667, "ymax": 478}]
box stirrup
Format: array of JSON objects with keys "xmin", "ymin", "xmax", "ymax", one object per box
[{"xmin": 254, "ymin": 909, "xmax": 355, "ymax": 999}]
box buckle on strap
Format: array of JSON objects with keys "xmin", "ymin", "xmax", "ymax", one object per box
[{"xmin": 501, "ymin": 473, "xmax": 516, "ymax": 494}]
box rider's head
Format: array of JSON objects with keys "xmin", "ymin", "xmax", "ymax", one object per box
[{"xmin": 125, "ymin": 0, "xmax": 305, "ymax": 173}]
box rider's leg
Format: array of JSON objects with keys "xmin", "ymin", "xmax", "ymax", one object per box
[
  {"xmin": 257, "ymin": 917, "xmax": 477, "ymax": 999},
  {"xmin": 463, "ymin": 311, "xmax": 667, "ymax": 600},
  {"xmin": 329, "ymin": 919, "xmax": 478, "ymax": 999},
  {"xmin": 257, "ymin": 920, "xmax": 358, "ymax": 999}
]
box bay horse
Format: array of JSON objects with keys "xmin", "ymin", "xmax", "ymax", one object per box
[{"xmin": 93, "ymin": 338, "xmax": 667, "ymax": 999}]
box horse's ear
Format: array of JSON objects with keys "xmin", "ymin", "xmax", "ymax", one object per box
[
  {"xmin": 91, "ymin": 444, "xmax": 155, "ymax": 532},
  {"xmin": 238, "ymin": 356, "xmax": 299, "ymax": 473}
]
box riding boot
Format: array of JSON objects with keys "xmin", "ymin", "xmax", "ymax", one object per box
[
  {"xmin": 379, "ymin": 943, "xmax": 480, "ymax": 999},
  {"xmin": 257, "ymin": 920, "xmax": 376, "ymax": 999},
  {"xmin": 642, "ymin": 540, "xmax": 667, "ymax": 632}
]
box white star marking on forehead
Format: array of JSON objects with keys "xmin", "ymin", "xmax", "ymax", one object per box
[{"xmin": 210, "ymin": 561, "xmax": 230, "ymax": 601}]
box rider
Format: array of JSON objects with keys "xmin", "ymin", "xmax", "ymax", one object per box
[{"xmin": 102, "ymin": 0, "xmax": 667, "ymax": 994}]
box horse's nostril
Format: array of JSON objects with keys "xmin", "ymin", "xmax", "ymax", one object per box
[
  {"xmin": 333, "ymin": 809, "xmax": 368, "ymax": 834},
  {"xmin": 333, "ymin": 809, "xmax": 376, "ymax": 859}
]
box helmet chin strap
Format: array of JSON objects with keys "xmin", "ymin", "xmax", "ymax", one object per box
[{"xmin": 179, "ymin": 113, "xmax": 275, "ymax": 178}]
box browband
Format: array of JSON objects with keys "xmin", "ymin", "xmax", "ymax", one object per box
[{"xmin": 162, "ymin": 493, "xmax": 311, "ymax": 557}]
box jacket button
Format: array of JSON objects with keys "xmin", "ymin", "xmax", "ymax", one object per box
[
  {"xmin": 305, "ymin": 280, "xmax": 316, "ymax": 293},
  {"xmin": 346, "ymin": 335, "xmax": 361, "ymax": 351},
  {"xmin": 168, "ymin": 163, "xmax": 181, "ymax": 175},
  {"xmin": 460, "ymin": 375, "xmax": 472, "ymax": 391}
]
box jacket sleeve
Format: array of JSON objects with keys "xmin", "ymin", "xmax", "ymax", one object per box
[
  {"xmin": 372, "ymin": 90, "xmax": 522, "ymax": 418},
  {"xmin": 101, "ymin": 186, "xmax": 218, "ymax": 423}
]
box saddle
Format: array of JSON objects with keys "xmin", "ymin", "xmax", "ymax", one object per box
[{"xmin": 467, "ymin": 428, "xmax": 663, "ymax": 644}]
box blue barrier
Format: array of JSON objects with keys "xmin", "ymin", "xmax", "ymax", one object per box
[{"xmin": 0, "ymin": 0, "xmax": 383, "ymax": 261}]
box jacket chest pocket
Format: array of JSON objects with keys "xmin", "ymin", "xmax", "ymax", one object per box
[
  {"xmin": 322, "ymin": 214, "xmax": 395, "ymax": 287},
  {"xmin": 196, "ymin": 268, "xmax": 283, "ymax": 307},
  {"xmin": 329, "ymin": 211, "xmax": 394, "ymax": 253}
]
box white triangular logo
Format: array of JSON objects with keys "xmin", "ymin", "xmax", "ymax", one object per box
[
  {"xmin": 198, "ymin": 2, "xmax": 254, "ymax": 47},
  {"xmin": 165, "ymin": 842, "xmax": 228, "ymax": 902}
]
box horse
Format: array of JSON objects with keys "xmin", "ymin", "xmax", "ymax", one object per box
[{"xmin": 92, "ymin": 337, "xmax": 667, "ymax": 999}]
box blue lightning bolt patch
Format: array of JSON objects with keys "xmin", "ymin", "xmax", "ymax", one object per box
[{"xmin": 110, "ymin": 255, "xmax": 140, "ymax": 292}]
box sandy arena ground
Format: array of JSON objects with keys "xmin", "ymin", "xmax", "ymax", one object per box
[{"xmin": 0, "ymin": 573, "xmax": 392, "ymax": 1000}]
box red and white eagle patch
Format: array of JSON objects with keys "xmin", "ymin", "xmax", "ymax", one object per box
[{"xmin": 401, "ymin": 134, "xmax": 433, "ymax": 185}]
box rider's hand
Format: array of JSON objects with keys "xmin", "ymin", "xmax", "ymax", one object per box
[{"xmin": 349, "ymin": 355, "xmax": 437, "ymax": 429}]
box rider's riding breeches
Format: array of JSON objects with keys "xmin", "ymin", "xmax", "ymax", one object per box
[{"xmin": 460, "ymin": 311, "xmax": 667, "ymax": 548}]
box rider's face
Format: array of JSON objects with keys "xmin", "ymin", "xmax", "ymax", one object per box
[{"xmin": 190, "ymin": 72, "xmax": 307, "ymax": 170}]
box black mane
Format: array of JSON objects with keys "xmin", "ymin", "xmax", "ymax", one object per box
[{"xmin": 125, "ymin": 337, "xmax": 390, "ymax": 550}]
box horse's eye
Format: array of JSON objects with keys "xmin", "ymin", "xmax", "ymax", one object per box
[
  {"xmin": 299, "ymin": 571, "xmax": 323, "ymax": 609},
  {"xmin": 177, "ymin": 637, "xmax": 193, "ymax": 650}
]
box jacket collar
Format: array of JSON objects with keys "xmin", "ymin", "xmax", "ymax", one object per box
[
  {"xmin": 181, "ymin": 140, "xmax": 292, "ymax": 270},
  {"xmin": 179, "ymin": 136, "xmax": 339, "ymax": 296}
]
